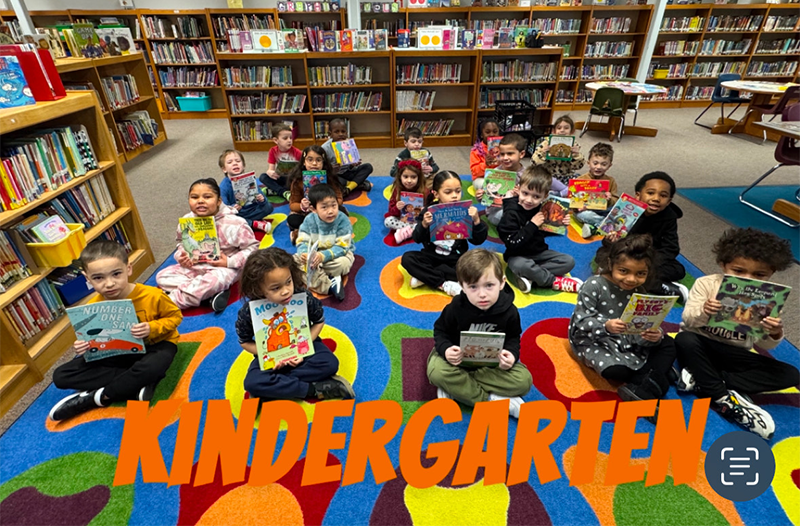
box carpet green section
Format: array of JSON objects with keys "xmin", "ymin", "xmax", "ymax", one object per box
[
  {"xmin": 380, "ymin": 323, "xmax": 431, "ymax": 423},
  {"xmin": 351, "ymin": 211, "xmax": 371, "ymax": 243},
  {"xmin": 614, "ymin": 476, "xmax": 727, "ymax": 526}
]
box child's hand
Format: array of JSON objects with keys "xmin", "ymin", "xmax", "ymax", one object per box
[
  {"xmin": 605, "ymin": 319, "xmax": 627, "ymax": 334},
  {"xmin": 274, "ymin": 356, "xmax": 303, "ymax": 370},
  {"xmin": 703, "ymin": 298, "xmax": 722, "ymax": 316},
  {"xmin": 299, "ymin": 253, "xmax": 308, "ymax": 266},
  {"xmin": 475, "ymin": 188, "xmax": 484, "ymax": 199},
  {"xmin": 641, "ymin": 328, "xmax": 662, "ymax": 342},
  {"xmin": 561, "ymin": 214, "xmax": 571, "ymax": 226},
  {"xmin": 131, "ymin": 322, "xmax": 151, "ymax": 339},
  {"xmin": 422, "ymin": 211, "xmax": 433, "ymax": 228},
  {"xmin": 531, "ymin": 211, "xmax": 545, "ymax": 227},
  {"xmin": 176, "ymin": 250, "xmax": 193, "ymax": 268},
  {"xmin": 422, "ymin": 164, "xmax": 433, "ymax": 175},
  {"xmin": 74, "ymin": 340, "xmax": 90, "ymax": 356},
  {"xmin": 571, "ymin": 144, "xmax": 580, "ymax": 156},
  {"xmin": 445, "ymin": 345, "xmax": 463, "ymax": 366},
  {"xmin": 485, "ymin": 153, "xmax": 495, "ymax": 166},
  {"xmin": 255, "ymin": 194, "xmax": 265, "ymax": 202},
  {"xmin": 267, "ymin": 169, "xmax": 279, "ymax": 180},
  {"xmin": 311, "ymin": 252, "xmax": 324, "ymax": 268},
  {"xmin": 498, "ymin": 349, "xmax": 516, "ymax": 370},
  {"xmin": 606, "ymin": 231, "xmax": 621, "ymax": 242},
  {"xmin": 604, "ymin": 191, "xmax": 612, "ymax": 200},
  {"xmin": 468, "ymin": 206, "xmax": 480, "ymax": 225},
  {"xmin": 511, "ymin": 186, "xmax": 520, "ymax": 197},
  {"xmin": 233, "ymin": 204, "xmax": 242, "ymax": 211},
  {"xmin": 396, "ymin": 200, "xmax": 406, "ymax": 210},
  {"xmin": 301, "ymin": 197, "xmax": 311, "ymax": 212},
  {"xmin": 542, "ymin": 140, "xmax": 550, "ymax": 151},
  {"xmin": 210, "ymin": 253, "xmax": 229, "ymax": 268},
  {"xmin": 761, "ymin": 316, "xmax": 783, "ymax": 339}
]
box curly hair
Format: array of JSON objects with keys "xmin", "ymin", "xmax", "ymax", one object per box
[
  {"xmin": 596, "ymin": 234, "xmax": 656, "ymax": 287},
  {"xmin": 713, "ymin": 227, "xmax": 793, "ymax": 272},
  {"xmin": 240, "ymin": 248, "xmax": 306, "ymax": 300},
  {"xmin": 588, "ymin": 142, "xmax": 614, "ymax": 162}
]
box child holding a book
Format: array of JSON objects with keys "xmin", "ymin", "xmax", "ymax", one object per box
[
  {"xmin": 390, "ymin": 127, "xmax": 440, "ymax": 185},
  {"xmin": 475, "ymin": 133, "xmax": 527, "ymax": 226},
  {"xmin": 574, "ymin": 142, "xmax": 619, "ymax": 239},
  {"xmin": 569, "ymin": 235, "xmax": 677, "ymax": 411},
  {"xmin": 427, "ymin": 249, "xmax": 532, "ymax": 418},
  {"xmin": 49, "ymin": 240, "xmax": 182, "ymax": 421},
  {"xmin": 675, "ymin": 227, "xmax": 797, "ymax": 440},
  {"xmin": 497, "ymin": 166, "xmax": 582, "ymax": 294},
  {"xmin": 156, "ymin": 178, "xmax": 259, "ymax": 313},
  {"xmin": 470, "ymin": 118, "xmax": 501, "ymax": 189},
  {"xmin": 531, "ymin": 115, "xmax": 585, "ymax": 193},
  {"xmin": 295, "ymin": 184, "xmax": 354, "ymax": 302},
  {"xmin": 217, "ymin": 149, "xmax": 274, "ymax": 233},
  {"xmin": 286, "ymin": 145, "xmax": 345, "ymax": 244},
  {"xmin": 236, "ymin": 247, "xmax": 355, "ymax": 402},
  {"xmin": 321, "ymin": 118, "xmax": 373, "ymax": 196},
  {"xmin": 401, "ymin": 170, "xmax": 487, "ymax": 297},
  {"xmin": 385, "ymin": 159, "xmax": 428, "ymax": 244},
  {"xmin": 262, "ymin": 123, "xmax": 301, "ymax": 200}
]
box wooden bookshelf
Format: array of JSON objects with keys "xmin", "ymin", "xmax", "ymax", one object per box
[{"xmin": 0, "ymin": 93, "xmax": 155, "ymax": 418}]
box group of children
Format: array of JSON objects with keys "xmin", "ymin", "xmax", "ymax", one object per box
[{"xmin": 46, "ymin": 116, "xmax": 797, "ymax": 443}]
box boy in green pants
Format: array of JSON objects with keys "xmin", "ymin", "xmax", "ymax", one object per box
[{"xmin": 427, "ymin": 249, "xmax": 532, "ymax": 418}]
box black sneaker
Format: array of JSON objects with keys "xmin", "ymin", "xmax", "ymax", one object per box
[
  {"xmin": 138, "ymin": 383, "xmax": 157, "ymax": 402},
  {"xmin": 659, "ymin": 281, "xmax": 689, "ymax": 304},
  {"xmin": 49, "ymin": 389, "xmax": 101, "ymax": 421},
  {"xmin": 328, "ymin": 275, "xmax": 345, "ymax": 302},
  {"xmin": 358, "ymin": 180, "xmax": 373, "ymax": 192},
  {"xmin": 313, "ymin": 375, "xmax": 355, "ymax": 400},
  {"xmin": 618, "ymin": 378, "xmax": 662, "ymax": 425},
  {"xmin": 211, "ymin": 289, "xmax": 231, "ymax": 314}
]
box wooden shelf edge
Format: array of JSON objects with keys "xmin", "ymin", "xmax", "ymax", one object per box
[{"xmin": 0, "ymin": 93, "xmax": 97, "ymax": 135}]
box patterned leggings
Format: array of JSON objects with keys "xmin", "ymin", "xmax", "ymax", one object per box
[{"xmin": 156, "ymin": 264, "xmax": 239, "ymax": 309}]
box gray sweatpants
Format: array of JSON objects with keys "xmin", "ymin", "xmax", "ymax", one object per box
[{"xmin": 507, "ymin": 250, "xmax": 575, "ymax": 288}]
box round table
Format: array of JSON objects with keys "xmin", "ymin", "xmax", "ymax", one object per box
[
  {"xmin": 713, "ymin": 80, "xmax": 799, "ymax": 140},
  {"xmin": 576, "ymin": 81, "xmax": 668, "ymax": 141}
]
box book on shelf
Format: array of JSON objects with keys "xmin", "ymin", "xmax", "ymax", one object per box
[
  {"xmin": 331, "ymin": 139, "xmax": 361, "ymax": 166},
  {"xmin": 66, "ymin": 300, "xmax": 145, "ymax": 362},
  {"xmin": 460, "ymin": 331, "xmax": 504, "ymax": 367},
  {"xmin": 311, "ymin": 91, "xmax": 382, "ymax": 113},
  {"xmin": 462, "ymin": 29, "xmax": 476, "ymax": 50},
  {"xmin": 0, "ymin": 55, "xmax": 36, "ymax": 109},
  {"xmin": 397, "ymin": 119, "xmax": 455, "ymax": 137},
  {"xmin": 539, "ymin": 196, "xmax": 569, "ymax": 235},
  {"xmin": 282, "ymin": 29, "xmax": 305, "ymax": 52},
  {"xmin": 229, "ymin": 171, "xmax": 260, "ymax": 207},
  {"xmin": 418, "ymin": 27, "xmax": 444, "ymax": 49},
  {"xmin": 117, "ymin": 111, "xmax": 159, "ymax": 151},
  {"xmin": 429, "ymin": 200, "xmax": 473, "ymax": 242},
  {"xmin": 71, "ymin": 23, "xmax": 102, "ymax": 58},
  {"xmin": 95, "ymin": 27, "xmax": 135, "ymax": 56},
  {"xmin": 23, "ymin": 214, "xmax": 71, "ymax": 243},
  {"xmin": 619, "ymin": 294, "xmax": 677, "ymax": 334},
  {"xmin": 151, "ymin": 41, "xmax": 215, "ymax": 64},
  {"xmin": 707, "ymin": 276, "xmax": 792, "ymax": 339},
  {"xmin": 250, "ymin": 292, "xmax": 314, "ymax": 371},
  {"xmin": 597, "ymin": 193, "xmax": 646, "ymax": 238},
  {"xmin": 497, "ymin": 28, "xmax": 515, "ymax": 49},
  {"xmin": 303, "ymin": 170, "xmax": 327, "ymax": 196},
  {"xmin": 179, "ymin": 216, "xmax": 221, "ymax": 265},
  {"xmin": 545, "ymin": 135, "xmax": 574, "ymax": 162},
  {"xmin": 308, "ymin": 64, "xmax": 373, "ymax": 86},
  {"xmin": 375, "ymin": 29, "xmax": 388, "ymax": 51},
  {"xmin": 101, "ymin": 74, "xmax": 140, "ymax": 110},
  {"xmin": 0, "ymin": 230, "xmax": 33, "ymax": 292},
  {"xmin": 481, "ymin": 169, "xmax": 516, "ymax": 207},
  {"xmin": 399, "ymin": 191, "xmax": 425, "ymax": 224},
  {"xmin": 568, "ymin": 179, "xmax": 609, "ymax": 210},
  {"xmin": 3, "ymin": 280, "xmax": 66, "ymax": 342},
  {"xmin": 396, "ymin": 63, "xmax": 462, "ymax": 84}
]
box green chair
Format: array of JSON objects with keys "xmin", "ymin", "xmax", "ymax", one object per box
[
  {"xmin": 580, "ymin": 87, "xmax": 626, "ymax": 143},
  {"xmin": 620, "ymin": 77, "xmax": 639, "ymax": 126}
]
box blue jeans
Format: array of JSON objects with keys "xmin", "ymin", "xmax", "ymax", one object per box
[{"xmin": 576, "ymin": 209, "xmax": 606, "ymax": 227}]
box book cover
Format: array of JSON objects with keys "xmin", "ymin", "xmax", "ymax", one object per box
[
  {"xmin": 482, "ymin": 28, "xmax": 495, "ymax": 49},
  {"xmin": 229, "ymin": 171, "xmax": 259, "ymax": 207},
  {"xmin": 332, "ymin": 138, "xmax": 360, "ymax": 166},
  {"xmin": 539, "ymin": 196, "xmax": 570, "ymax": 235},
  {"xmin": 240, "ymin": 30, "xmax": 253, "ymax": 52},
  {"xmin": 429, "ymin": 200, "xmax": 473, "ymax": 242},
  {"xmin": 355, "ymin": 30, "xmax": 372, "ymax": 51},
  {"xmin": 375, "ymin": 29, "xmax": 388, "ymax": 50},
  {"xmin": 250, "ymin": 293, "xmax": 314, "ymax": 371},
  {"xmin": 708, "ymin": 275, "xmax": 792, "ymax": 338},
  {"xmin": 340, "ymin": 29, "xmax": 353, "ymax": 51},
  {"xmin": 400, "ymin": 191, "xmax": 425, "ymax": 224},
  {"xmin": 569, "ymin": 178, "xmax": 609, "ymax": 210},
  {"xmin": 597, "ymin": 193, "xmax": 646, "ymax": 238},
  {"xmin": 30, "ymin": 215, "xmax": 70, "ymax": 243},
  {"xmin": 418, "ymin": 27, "xmax": 444, "ymax": 49},
  {"xmin": 95, "ymin": 27, "xmax": 135, "ymax": 56},
  {"xmin": 251, "ymin": 29, "xmax": 280, "ymax": 52},
  {"xmin": 179, "ymin": 216, "xmax": 221, "ymax": 264},
  {"xmin": 409, "ymin": 149, "xmax": 430, "ymax": 167},
  {"xmin": 460, "ymin": 331, "xmax": 504, "ymax": 367},
  {"xmin": 276, "ymin": 158, "xmax": 299, "ymax": 176},
  {"xmin": 0, "ymin": 56, "xmax": 36, "ymax": 109},
  {"xmin": 66, "ymin": 299, "xmax": 145, "ymax": 362},
  {"xmin": 320, "ymin": 30, "xmax": 337, "ymax": 52},
  {"xmin": 282, "ymin": 29, "xmax": 302, "ymax": 51},
  {"xmin": 485, "ymin": 136, "xmax": 502, "ymax": 168},
  {"xmin": 620, "ymin": 294, "xmax": 678, "ymax": 334},
  {"xmin": 302, "ymin": 170, "xmax": 327, "ymax": 196},
  {"xmin": 397, "ymin": 29, "xmax": 410, "ymax": 48},
  {"xmin": 72, "ymin": 23, "xmax": 101, "ymax": 58},
  {"xmin": 545, "ymin": 135, "xmax": 575, "ymax": 161},
  {"xmin": 481, "ymin": 168, "xmax": 516, "ymax": 207},
  {"xmin": 497, "ymin": 27, "xmax": 515, "ymax": 48},
  {"xmin": 514, "ymin": 26, "xmax": 529, "ymax": 47},
  {"xmin": 462, "ymin": 29, "xmax": 476, "ymax": 50}
]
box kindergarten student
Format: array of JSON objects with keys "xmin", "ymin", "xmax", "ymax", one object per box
[
  {"xmin": 287, "ymin": 145, "xmax": 344, "ymax": 243},
  {"xmin": 385, "ymin": 159, "xmax": 428, "ymax": 244},
  {"xmin": 427, "ymin": 249, "xmax": 532, "ymax": 418},
  {"xmin": 294, "ymin": 184, "xmax": 354, "ymax": 302},
  {"xmin": 321, "ymin": 118, "xmax": 373, "ymax": 196},
  {"xmin": 675, "ymin": 227, "xmax": 797, "ymax": 440},
  {"xmin": 569, "ymin": 235, "xmax": 677, "ymax": 407},
  {"xmin": 49, "ymin": 240, "xmax": 182, "ymax": 421},
  {"xmin": 531, "ymin": 115, "xmax": 585, "ymax": 190},
  {"xmin": 470, "ymin": 118, "xmax": 501, "ymax": 187},
  {"xmin": 401, "ymin": 170, "xmax": 488, "ymax": 297},
  {"xmin": 236, "ymin": 248, "xmax": 354, "ymax": 402},
  {"xmin": 476, "ymin": 133, "xmax": 527, "ymax": 226},
  {"xmin": 390, "ymin": 126, "xmax": 440, "ymax": 183},
  {"xmin": 574, "ymin": 142, "xmax": 619, "ymax": 239},
  {"xmin": 218, "ymin": 149, "xmax": 273, "ymax": 233},
  {"xmin": 263, "ymin": 123, "xmax": 302, "ymax": 199},
  {"xmin": 498, "ymin": 165, "xmax": 582, "ymax": 294},
  {"xmin": 156, "ymin": 178, "xmax": 259, "ymax": 313}
]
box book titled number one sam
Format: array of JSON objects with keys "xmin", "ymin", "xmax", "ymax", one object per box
[{"xmin": 66, "ymin": 300, "xmax": 145, "ymax": 362}]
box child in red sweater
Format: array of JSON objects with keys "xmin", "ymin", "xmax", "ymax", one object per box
[{"xmin": 385, "ymin": 159, "xmax": 429, "ymax": 243}]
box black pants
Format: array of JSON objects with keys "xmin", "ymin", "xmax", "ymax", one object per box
[
  {"xmin": 675, "ymin": 331, "xmax": 799, "ymax": 400},
  {"xmin": 337, "ymin": 163, "xmax": 373, "ymax": 188},
  {"xmin": 401, "ymin": 250, "xmax": 458, "ymax": 288},
  {"xmin": 243, "ymin": 339, "xmax": 338, "ymax": 400},
  {"xmin": 602, "ymin": 335, "xmax": 677, "ymax": 395},
  {"xmin": 259, "ymin": 173, "xmax": 289, "ymax": 195},
  {"xmin": 53, "ymin": 340, "xmax": 178, "ymax": 402},
  {"xmin": 647, "ymin": 258, "xmax": 686, "ymax": 294}
]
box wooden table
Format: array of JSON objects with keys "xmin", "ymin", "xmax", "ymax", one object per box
[
  {"xmin": 713, "ymin": 80, "xmax": 799, "ymax": 141},
  {"xmin": 575, "ymin": 81, "xmax": 668, "ymax": 141}
]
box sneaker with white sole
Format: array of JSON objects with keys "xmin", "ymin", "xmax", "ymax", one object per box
[
  {"xmin": 313, "ymin": 375, "xmax": 355, "ymax": 400},
  {"xmin": 138, "ymin": 383, "xmax": 157, "ymax": 402},
  {"xmin": 440, "ymin": 281, "xmax": 462, "ymax": 296},
  {"xmin": 409, "ymin": 277, "xmax": 425, "ymax": 289},
  {"xmin": 211, "ymin": 289, "xmax": 231, "ymax": 314},
  {"xmin": 552, "ymin": 276, "xmax": 583, "ymax": 293},
  {"xmin": 49, "ymin": 389, "xmax": 101, "ymax": 421},
  {"xmin": 581, "ymin": 223, "xmax": 596, "ymax": 239},
  {"xmin": 659, "ymin": 281, "xmax": 689, "ymax": 304},
  {"xmin": 715, "ymin": 389, "xmax": 775, "ymax": 440},
  {"xmin": 676, "ymin": 368, "xmax": 696, "ymax": 392},
  {"xmin": 488, "ymin": 393, "xmax": 523, "ymax": 419},
  {"xmin": 436, "ymin": 387, "xmax": 452, "ymax": 400},
  {"xmin": 328, "ymin": 275, "xmax": 345, "ymax": 302},
  {"xmin": 252, "ymin": 220, "xmax": 273, "ymax": 235},
  {"xmin": 509, "ymin": 272, "xmax": 531, "ymax": 293}
]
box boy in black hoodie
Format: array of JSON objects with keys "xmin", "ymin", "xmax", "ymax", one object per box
[
  {"xmin": 497, "ymin": 166, "xmax": 583, "ymax": 294},
  {"xmin": 427, "ymin": 249, "xmax": 532, "ymax": 418}
]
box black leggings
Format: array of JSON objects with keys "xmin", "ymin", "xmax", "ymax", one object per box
[{"xmin": 601, "ymin": 335, "xmax": 677, "ymax": 395}]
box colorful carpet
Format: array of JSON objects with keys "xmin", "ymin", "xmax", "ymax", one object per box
[{"xmin": 1, "ymin": 177, "xmax": 799, "ymax": 526}]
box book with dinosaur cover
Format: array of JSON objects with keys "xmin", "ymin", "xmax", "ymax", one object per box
[
  {"xmin": 539, "ymin": 196, "xmax": 570, "ymax": 235},
  {"xmin": 597, "ymin": 193, "xmax": 646, "ymax": 238},
  {"xmin": 179, "ymin": 216, "xmax": 220, "ymax": 264},
  {"xmin": 302, "ymin": 170, "xmax": 327, "ymax": 196},
  {"xmin": 620, "ymin": 294, "xmax": 678, "ymax": 334},
  {"xmin": 707, "ymin": 276, "xmax": 792, "ymax": 338},
  {"xmin": 546, "ymin": 135, "xmax": 575, "ymax": 161},
  {"xmin": 400, "ymin": 191, "xmax": 425, "ymax": 224},
  {"xmin": 66, "ymin": 299, "xmax": 145, "ymax": 362},
  {"xmin": 460, "ymin": 331, "xmax": 504, "ymax": 367},
  {"xmin": 429, "ymin": 200, "xmax": 472, "ymax": 242},
  {"xmin": 230, "ymin": 171, "xmax": 260, "ymax": 207},
  {"xmin": 568, "ymin": 178, "xmax": 610, "ymax": 210},
  {"xmin": 249, "ymin": 292, "xmax": 314, "ymax": 370},
  {"xmin": 481, "ymin": 168, "xmax": 516, "ymax": 207}
]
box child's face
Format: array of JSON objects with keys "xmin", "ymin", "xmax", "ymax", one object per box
[
  {"xmin": 312, "ymin": 196, "xmax": 339, "ymax": 223},
  {"xmin": 432, "ymin": 177, "xmax": 462, "ymax": 203},
  {"xmin": 329, "ymin": 123, "xmax": 349, "ymax": 142},
  {"xmin": 608, "ymin": 256, "xmax": 649, "ymax": 290},
  {"xmin": 260, "ymin": 266, "xmax": 295, "ymax": 305},
  {"xmin": 400, "ymin": 169, "xmax": 419, "ymax": 190},
  {"xmin": 462, "ymin": 268, "xmax": 505, "ymax": 311},
  {"xmin": 83, "ymin": 257, "xmax": 134, "ymax": 301},
  {"xmin": 304, "ymin": 150, "xmax": 324, "ymax": 171},
  {"xmin": 222, "ymin": 152, "xmax": 244, "ymax": 175},
  {"xmin": 275, "ymin": 130, "xmax": 294, "ymax": 151},
  {"xmin": 636, "ymin": 178, "xmax": 672, "ymax": 216},
  {"xmin": 497, "ymin": 144, "xmax": 523, "ymax": 170},
  {"xmin": 481, "ymin": 122, "xmax": 500, "ymax": 141},
  {"xmin": 405, "ymin": 136, "xmax": 424, "ymax": 150},
  {"xmin": 587, "ymin": 154, "xmax": 612, "ymax": 178},
  {"xmin": 518, "ymin": 185, "xmax": 546, "ymax": 211},
  {"xmin": 554, "ymin": 121, "xmax": 573, "ymax": 135},
  {"xmin": 189, "ymin": 184, "xmax": 221, "ymax": 217},
  {"xmin": 720, "ymin": 257, "xmax": 774, "ymax": 281}
]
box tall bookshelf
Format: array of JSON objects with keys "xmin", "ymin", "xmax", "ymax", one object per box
[
  {"xmin": 277, "ymin": 8, "xmax": 348, "ymax": 32},
  {"xmin": 0, "ymin": 93, "xmax": 155, "ymax": 417}
]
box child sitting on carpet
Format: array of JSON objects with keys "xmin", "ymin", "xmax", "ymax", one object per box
[
  {"xmin": 49, "ymin": 240, "xmax": 182, "ymax": 421},
  {"xmin": 287, "ymin": 145, "xmax": 345, "ymax": 245},
  {"xmin": 217, "ymin": 149, "xmax": 273, "ymax": 233},
  {"xmin": 156, "ymin": 178, "xmax": 259, "ymax": 313},
  {"xmin": 427, "ymin": 249, "xmax": 532, "ymax": 418},
  {"xmin": 263, "ymin": 123, "xmax": 301, "ymax": 199},
  {"xmin": 470, "ymin": 117, "xmax": 501, "ymax": 189},
  {"xmin": 236, "ymin": 247, "xmax": 355, "ymax": 402},
  {"xmin": 321, "ymin": 118, "xmax": 373, "ymax": 196},
  {"xmin": 530, "ymin": 115, "xmax": 585, "ymax": 192},
  {"xmin": 385, "ymin": 159, "xmax": 428, "ymax": 244},
  {"xmin": 390, "ymin": 127, "xmax": 440, "ymax": 185},
  {"xmin": 475, "ymin": 133, "xmax": 526, "ymax": 226}
]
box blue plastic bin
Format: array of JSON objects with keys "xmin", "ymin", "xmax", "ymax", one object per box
[{"xmin": 176, "ymin": 95, "xmax": 212, "ymax": 112}]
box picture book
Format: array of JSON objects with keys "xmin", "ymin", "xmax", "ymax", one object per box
[
  {"xmin": 249, "ymin": 293, "xmax": 314, "ymax": 371},
  {"xmin": 95, "ymin": 27, "xmax": 135, "ymax": 56},
  {"xmin": 539, "ymin": 196, "xmax": 570, "ymax": 235},
  {"xmin": 302, "ymin": 170, "xmax": 327, "ymax": 196},
  {"xmin": 568, "ymin": 178, "xmax": 610, "ymax": 210},
  {"xmin": 320, "ymin": 30, "xmax": 337, "ymax": 51},
  {"xmin": 355, "ymin": 30, "xmax": 372, "ymax": 51},
  {"xmin": 497, "ymin": 27, "xmax": 515, "ymax": 48},
  {"xmin": 429, "ymin": 200, "xmax": 473, "ymax": 242},
  {"xmin": 229, "ymin": 171, "xmax": 260, "ymax": 207},
  {"xmin": 72, "ymin": 23, "xmax": 101, "ymax": 58},
  {"xmin": 375, "ymin": 29, "xmax": 388, "ymax": 50},
  {"xmin": 418, "ymin": 27, "xmax": 444, "ymax": 49},
  {"xmin": 340, "ymin": 29, "xmax": 353, "ymax": 51},
  {"xmin": 332, "ymin": 138, "xmax": 361, "ymax": 166},
  {"xmin": 0, "ymin": 56, "xmax": 36, "ymax": 109},
  {"xmin": 66, "ymin": 300, "xmax": 145, "ymax": 363},
  {"xmin": 409, "ymin": 149, "xmax": 430, "ymax": 167},
  {"xmin": 546, "ymin": 135, "xmax": 575, "ymax": 161},
  {"xmin": 481, "ymin": 168, "xmax": 516, "ymax": 207},
  {"xmin": 251, "ymin": 29, "xmax": 281, "ymax": 52},
  {"xmin": 513, "ymin": 26, "xmax": 529, "ymax": 47},
  {"xmin": 400, "ymin": 191, "xmax": 425, "ymax": 224},
  {"xmin": 179, "ymin": 216, "xmax": 221, "ymax": 264},
  {"xmin": 397, "ymin": 29, "xmax": 410, "ymax": 48},
  {"xmin": 482, "ymin": 28, "xmax": 495, "ymax": 49},
  {"xmin": 620, "ymin": 294, "xmax": 678, "ymax": 334},
  {"xmin": 30, "ymin": 215, "xmax": 70, "ymax": 243},
  {"xmin": 281, "ymin": 28, "xmax": 303, "ymax": 51},
  {"xmin": 708, "ymin": 275, "xmax": 792, "ymax": 338},
  {"xmin": 460, "ymin": 331, "xmax": 504, "ymax": 367},
  {"xmin": 597, "ymin": 193, "xmax": 646, "ymax": 238},
  {"xmin": 485, "ymin": 136, "xmax": 502, "ymax": 168},
  {"xmin": 276, "ymin": 158, "xmax": 299, "ymax": 176},
  {"xmin": 462, "ymin": 29, "xmax": 476, "ymax": 49}
]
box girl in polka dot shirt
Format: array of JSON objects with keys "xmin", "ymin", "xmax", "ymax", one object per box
[{"xmin": 568, "ymin": 234, "xmax": 677, "ymax": 410}]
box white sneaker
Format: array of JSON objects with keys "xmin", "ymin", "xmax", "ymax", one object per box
[
  {"xmin": 676, "ymin": 368, "xmax": 696, "ymax": 392},
  {"xmin": 581, "ymin": 223, "xmax": 595, "ymax": 239},
  {"xmin": 672, "ymin": 281, "xmax": 689, "ymax": 304},
  {"xmin": 715, "ymin": 390, "xmax": 775, "ymax": 440},
  {"xmin": 440, "ymin": 281, "xmax": 462, "ymax": 296},
  {"xmin": 409, "ymin": 276, "xmax": 425, "ymax": 289},
  {"xmin": 488, "ymin": 393, "xmax": 524, "ymax": 419},
  {"xmin": 436, "ymin": 387, "xmax": 452, "ymax": 400}
]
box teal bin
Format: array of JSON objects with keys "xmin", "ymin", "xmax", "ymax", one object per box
[{"xmin": 176, "ymin": 95, "xmax": 212, "ymax": 112}]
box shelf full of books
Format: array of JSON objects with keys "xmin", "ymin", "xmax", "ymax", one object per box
[{"xmin": 0, "ymin": 92, "xmax": 155, "ymax": 417}]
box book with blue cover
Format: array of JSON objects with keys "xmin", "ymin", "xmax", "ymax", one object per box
[
  {"xmin": 302, "ymin": 170, "xmax": 327, "ymax": 197},
  {"xmin": 66, "ymin": 299, "xmax": 145, "ymax": 362},
  {"xmin": 429, "ymin": 200, "xmax": 472, "ymax": 242},
  {"xmin": 249, "ymin": 292, "xmax": 314, "ymax": 370},
  {"xmin": 0, "ymin": 56, "xmax": 36, "ymax": 109}
]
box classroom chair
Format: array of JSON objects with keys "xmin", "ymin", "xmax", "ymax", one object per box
[
  {"xmin": 693, "ymin": 73, "xmax": 749, "ymax": 130},
  {"xmin": 729, "ymin": 85, "xmax": 800, "ymax": 144},
  {"xmin": 580, "ymin": 87, "xmax": 625, "ymax": 142},
  {"xmin": 620, "ymin": 77, "xmax": 640, "ymax": 126}
]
